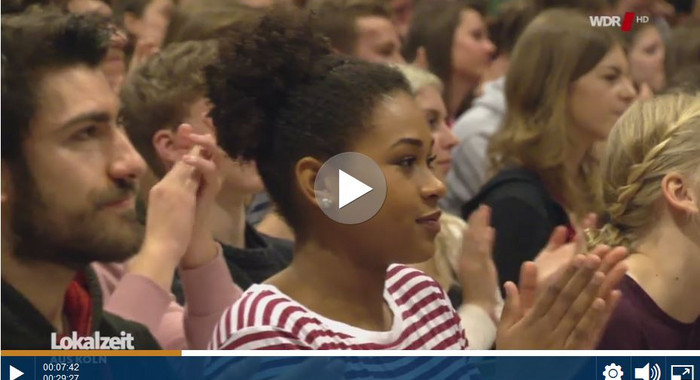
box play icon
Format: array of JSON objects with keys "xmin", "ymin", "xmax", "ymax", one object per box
[
  {"xmin": 315, "ymin": 152, "xmax": 386, "ymax": 224},
  {"xmin": 338, "ymin": 169, "xmax": 373, "ymax": 208},
  {"xmin": 10, "ymin": 366, "xmax": 24, "ymax": 380}
]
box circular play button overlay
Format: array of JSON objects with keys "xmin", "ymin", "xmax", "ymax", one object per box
[{"xmin": 314, "ymin": 152, "xmax": 387, "ymax": 224}]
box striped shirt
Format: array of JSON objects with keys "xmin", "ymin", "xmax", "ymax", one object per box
[{"xmin": 209, "ymin": 264, "xmax": 468, "ymax": 350}]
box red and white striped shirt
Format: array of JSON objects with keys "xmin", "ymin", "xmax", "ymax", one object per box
[{"xmin": 209, "ymin": 264, "xmax": 468, "ymax": 350}]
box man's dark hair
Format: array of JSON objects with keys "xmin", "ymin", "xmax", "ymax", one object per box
[
  {"xmin": 207, "ymin": 6, "xmax": 410, "ymax": 231},
  {"xmin": 1, "ymin": 8, "xmax": 110, "ymax": 162},
  {"xmin": 307, "ymin": 0, "xmax": 392, "ymax": 55},
  {"xmin": 121, "ymin": 40, "xmax": 218, "ymax": 177}
]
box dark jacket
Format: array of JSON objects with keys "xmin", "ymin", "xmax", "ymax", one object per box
[
  {"xmin": 461, "ymin": 167, "xmax": 572, "ymax": 288},
  {"xmin": 2, "ymin": 267, "xmax": 160, "ymax": 350}
]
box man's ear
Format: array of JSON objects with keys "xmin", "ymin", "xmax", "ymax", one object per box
[
  {"xmin": 661, "ymin": 172, "xmax": 699, "ymax": 215},
  {"xmin": 294, "ymin": 156, "xmax": 324, "ymax": 209},
  {"xmin": 152, "ymin": 129, "xmax": 180, "ymax": 170}
]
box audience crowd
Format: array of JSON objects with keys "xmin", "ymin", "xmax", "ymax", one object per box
[{"xmin": 2, "ymin": 0, "xmax": 699, "ymax": 353}]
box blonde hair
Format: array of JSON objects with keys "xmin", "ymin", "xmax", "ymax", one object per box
[
  {"xmin": 412, "ymin": 213, "xmax": 466, "ymax": 291},
  {"xmin": 393, "ymin": 64, "xmax": 444, "ymax": 94},
  {"xmin": 488, "ymin": 9, "xmax": 621, "ymax": 217},
  {"xmin": 590, "ymin": 92, "xmax": 700, "ymax": 249}
]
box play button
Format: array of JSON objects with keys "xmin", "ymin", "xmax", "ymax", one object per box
[
  {"xmin": 338, "ymin": 169, "xmax": 372, "ymax": 208},
  {"xmin": 10, "ymin": 366, "xmax": 24, "ymax": 380},
  {"xmin": 315, "ymin": 152, "xmax": 386, "ymax": 224}
]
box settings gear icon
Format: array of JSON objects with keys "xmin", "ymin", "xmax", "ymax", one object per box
[{"xmin": 604, "ymin": 363, "xmax": 624, "ymax": 380}]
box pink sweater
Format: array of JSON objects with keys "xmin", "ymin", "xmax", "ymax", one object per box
[{"xmin": 92, "ymin": 252, "xmax": 242, "ymax": 349}]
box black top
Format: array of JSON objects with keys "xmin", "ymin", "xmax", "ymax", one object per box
[
  {"xmin": 1, "ymin": 267, "xmax": 160, "ymax": 350},
  {"xmin": 172, "ymin": 223, "xmax": 293, "ymax": 304},
  {"xmin": 461, "ymin": 167, "xmax": 572, "ymax": 287},
  {"xmin": 598, "ymin": 275, "xmax": 700, "ymax": 349}
]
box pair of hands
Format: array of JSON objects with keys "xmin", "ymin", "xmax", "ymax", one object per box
[
  {"xmin": 131, "ymin": 125, "xmax": 225, "ymax": 290},
  {"xmin": 458, "ymin": 205, "xmax": 628, "ymax": 349}
]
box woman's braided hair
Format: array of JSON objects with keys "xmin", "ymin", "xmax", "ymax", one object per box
[{"xmin": 587, "ymin": 92, "xmax": 700, "ymax": 250}]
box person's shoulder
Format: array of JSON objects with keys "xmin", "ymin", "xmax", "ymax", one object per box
[
  {"xmin": 386, "ymin": 265, "xmax": 450, "ymax": 306},
  {"xmin": 462, "ymin": 167, "xmax": 552, "ymax": 217},
  {"xmin": 386, "ymin": 265, "xmax": 443, "ymax": 290},
  {"xmin": 597, "ymin": 277, "xmax": 647, "ymax": 349},
  {"xmin": 597, "ymin": 296, "xmax": 646, "ymax": 349},
  {"xmin": 211, "ymin": 285, "xmax": 318, "ymax": 349},
  {"xmin": 453, "ymin": 78, "xmax": 506, "ymax": 138}
]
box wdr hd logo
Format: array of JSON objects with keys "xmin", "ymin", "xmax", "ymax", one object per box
[{"xmin": 589, "ymin": 12, "xmax": 650, "ymax": 31}]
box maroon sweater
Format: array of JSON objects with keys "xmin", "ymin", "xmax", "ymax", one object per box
[{"xmin": 598, "ymin": 275, "xmax": 700, "ymax": 349}]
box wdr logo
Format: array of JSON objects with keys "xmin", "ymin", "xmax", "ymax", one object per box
[{"xmin": 589, "ymin": 12, "xmax": 650, "ymax": 31}]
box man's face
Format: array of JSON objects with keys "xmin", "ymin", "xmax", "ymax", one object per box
[
  {"xmin": 8, "ymin": 65, "xmax": 147, "ymax": 268},
  {"xmin": 353, "ymin": 15, "xmax": 405, "ymax": 65}
]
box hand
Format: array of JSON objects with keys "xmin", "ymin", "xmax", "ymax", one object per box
[
  {"xmin": 130, "ymin": 145, "xmax": 202, "ymax": 290},
  {"xmin": 496, "ymin": 244, "xmax": 627, "ymax": 349},
  {"xmin": 458, "ymin": 205, "xmax": 499, "ymax": 318},
  {"xmin": 176, "ymin": 124, "xmax": 226, "ymax": 269},
  {"xmin": 531, "ymin": 213, "xmax": 598, "ymax": 299}
]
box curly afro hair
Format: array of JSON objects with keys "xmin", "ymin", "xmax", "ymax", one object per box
[{"xmin": 206, "ymin": 5, "xmax": 410, "ymax": 230}]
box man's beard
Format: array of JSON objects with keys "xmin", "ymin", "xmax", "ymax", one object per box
[{"xmin": 9, "ymin": 164, "xmax": 145, "ymax": 269}]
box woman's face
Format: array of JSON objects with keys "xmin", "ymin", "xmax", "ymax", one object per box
[
  {"xmin": 414, "ymin": 85, "xmax": 458, "ymax": 181},
  {"xmin": 451, "ymin": 9, "xmax": 495, "ymax": 81},
  {"xmin": 569, "ymin": 45, "xmax": 636, "ymax": 144},
  {"xmin": 329, "ymin": 91, "xmax": 445, "ymax": 266},
  {"xmin": 628, "ymin": 25, "xmax": 666, "ymax": 92}
]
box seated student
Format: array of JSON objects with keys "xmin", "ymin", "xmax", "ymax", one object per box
[
  {"xmin": 206, "ymin": 7, "xmax": 627, "ymax": 351},
  {"xmin": 622, "ymin": 23, "xmax": 666, "ymax": 97},
  {"xmin": 113, "ymin": 0, "xmax": 173, "ymax": 49},
  {"xmin": 394, "ymin": 64, "xmax": 500, "ymax": 350},
  {"xmin": 442, "ymin": 0, "xmax": 538, "ymax": 214},
  {"xmin": 665, "ymin": 21, "xmax": 700, "ymax": 87},
  {"xmin": 307, "ymin": 0, "xmax": 405, "ymax": 65},
  {"xmin": 393, "ymin": 65, "xmax": 606, "ymax": 350},
  {"xmin": 461, "ymin": 9, "xmax": 637, "ymax": 288},
  {"xmin": 1, "ymin": 9, "xmax": 218, "ymax": 349},
  {"xmin": 118, "ymin": 40, "xmax": 292, "ymax": 294},
  {"xmin": 402, "ymin": 1, "xmax": 495, "ymax": 120},
  {"xmin": 591, "ymin": 92, "xmax": 700, "ymax": 349}
]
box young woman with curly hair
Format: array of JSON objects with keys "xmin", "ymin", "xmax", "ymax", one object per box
[{"xmin": 205, "ymin": 6, "xmax": 627, "ymax": 352}]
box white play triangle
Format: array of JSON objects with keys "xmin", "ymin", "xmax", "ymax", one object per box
[
  {"xmin": 338, "ymin": 169, "xmax": 373, "ymax": 209},
  {"xmin": 10, "ymin": 366, "xmax": 24, "ymax": 380}
]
